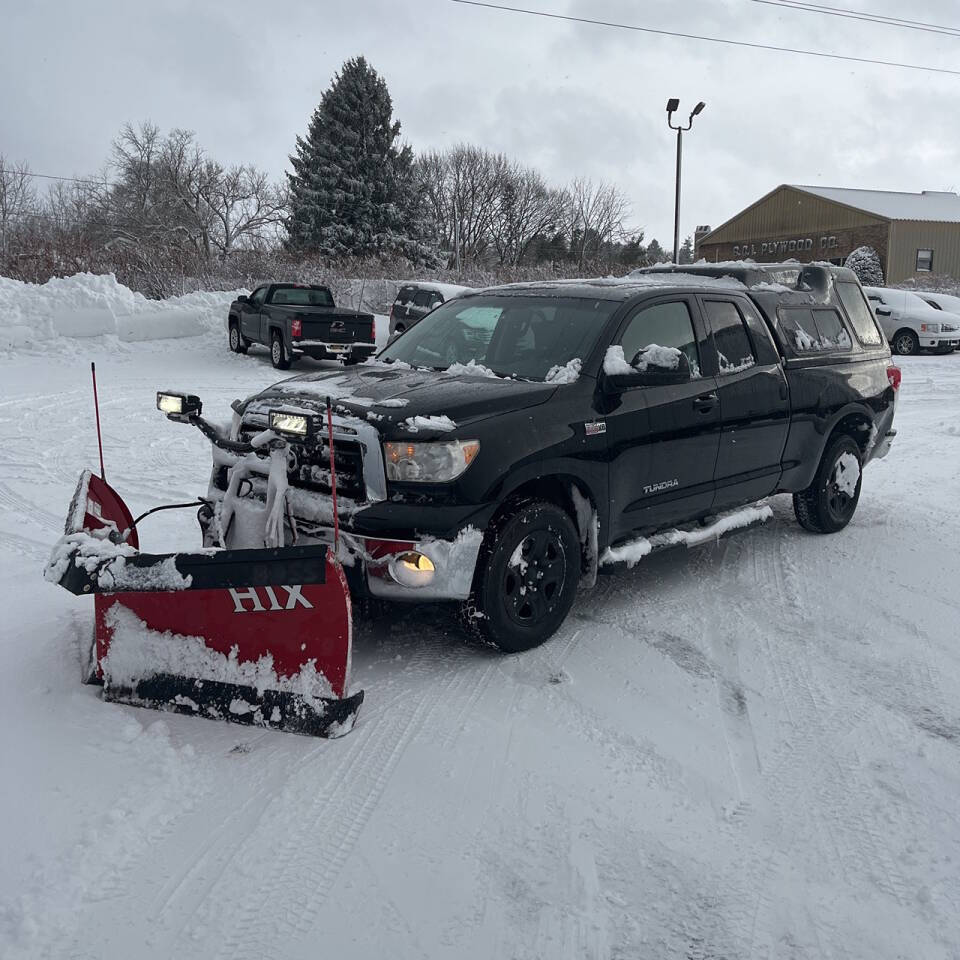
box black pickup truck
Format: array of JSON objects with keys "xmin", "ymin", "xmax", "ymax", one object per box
[
  {"xmin": 227, "ymin": 283, "xmax": 377, "ymax": 369},
  {"xmin": 198, "ymin": 263, "xmax": 898, "ymax": 652}
]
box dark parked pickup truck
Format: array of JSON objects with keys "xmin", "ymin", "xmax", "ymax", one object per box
[
  {"xmin": 227, "ymin": 283, "xmax": 377, "ymax": 369},
  {"xmin": 199, "ymin": 263, "xmax": 898, "ymax": 652}
]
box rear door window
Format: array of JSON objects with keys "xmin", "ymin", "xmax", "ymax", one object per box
[
  {"xmin": 413, "ymin": 290, "xmax": 435, "ymax": 309},
  {"xmin": 396, "ymin": 286, "xmax": 416, "ymax": 305},
  {"xmin": 779, "ymin": 307, "xmax": 853, "ymax": 352},
  {"xmin": 703, "ymin": 300, "xmax": 756, "ymax": 374},
  {"xmin": 836, "ymin": 281, "xmax": 883, "ymax": 345}
]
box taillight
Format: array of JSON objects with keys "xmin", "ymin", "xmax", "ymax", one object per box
[
  {"xmin": 291, "ymin": 318, "xmax": 302, "ymax": 338},
  {"xmin": 887, "ymin": 365, "xmax": 902, "ymax": 391},
  {"xmin": 371, "ymin": 315, "xmax": 377, "ymax": 345}
]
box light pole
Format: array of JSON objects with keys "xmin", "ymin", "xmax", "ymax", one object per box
[{"xmin": 666, "ymin": 98, "xmax": 706, "ymax": 264}]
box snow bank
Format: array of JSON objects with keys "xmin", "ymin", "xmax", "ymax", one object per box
[{"xmin": 0, "ymin": 273, "xmax": 244, "ymax": 349}]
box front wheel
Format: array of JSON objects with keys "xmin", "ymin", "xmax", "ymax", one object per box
[
  {"xmin": 229, "ymin": 323, "xmax": 248, "ymax": 354},
  {"xmin": 891, "ymin": 329, "xmax": 919, "ymax": 356},
  {"xmin": 793, "ymin": 435, "xmax": 863, "ymax": 534},
  {"xmin": 271, "ymin": 332, "xmax": 291, "ymax": 370},
  {"xmin": 462, "ymin": 501, "xmax": 580, "ymax": 652}
]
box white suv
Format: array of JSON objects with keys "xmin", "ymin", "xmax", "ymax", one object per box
[{"xmin": 863, "ymin": 286, "xmax": 960, "ymax": 356}]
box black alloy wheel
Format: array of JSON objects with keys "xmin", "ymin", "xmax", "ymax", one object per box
[{"xmin": 462, "ymin": 500, "xmax": 581, "ymax": 652}]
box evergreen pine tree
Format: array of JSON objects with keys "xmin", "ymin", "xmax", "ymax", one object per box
[
  {"xmin": 287, "ymin": 57, "xmax": 434, "ymax": 262},
  {"xmin": 844, "ymin": 246, "xmax": 884, "ymax": 286},
  {"xmin": 678, "ymin": 235, "xmax": 695, "ymax": 264}
]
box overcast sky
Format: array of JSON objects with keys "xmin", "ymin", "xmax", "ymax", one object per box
[{"xmin": 4, "ymin": 0, "xmax": 960, "ymax": 244}]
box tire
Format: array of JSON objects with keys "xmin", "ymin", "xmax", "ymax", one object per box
[
  {"xmin": 271, "ymin": 332, "xmax": 291, "ymax": 370},
  {"xmin": 891, "ymin": 329, "xmax": 919, "ymax": 356},
  {"xmin": 793, "ymin": 434, "xmax": 863, "ymax": 534},
  {"xmin": 228, "ymin": 322, "xmax": 248, "ymax": 354},
  {"xmin": 461, "ymin": 501, "xmax": 580, "ymax": 652}
]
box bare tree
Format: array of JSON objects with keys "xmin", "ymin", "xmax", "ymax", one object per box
[
  {"xmin": 564, "ymin": 178, "xmax": 631, "ymax": 271},
  {"xmin": 490, "ymin": 163, "xmax": 563, "ymax": 266},
  {"xmin": 207, "ymin": 165, "xmax": 287, "ymax": 258},
  {"xmin": 0, "ymin": 156, "xmax": 36, "ymax": 258}
]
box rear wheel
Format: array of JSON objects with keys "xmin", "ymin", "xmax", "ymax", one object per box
[
  {"xmin": 462, "ymin": 501, "xmax": 580, "ymax": 652},
  {"xmin": 229, "ymin": 323, "xmax": 248, "ymax": 354},
  {"xmin": 892, "ymin": 329, "xmax": 919, "ymax": 356},
  {"xmin": 793, "ymin": 434, "xmax": 863, "ymax": 534},
  {"xmin": 271, "ymin": 332, "xmax": 291, "ymax": 370}
]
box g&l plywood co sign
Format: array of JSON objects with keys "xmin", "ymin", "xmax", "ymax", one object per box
[{"xmin": 732, "ymin": 235, "xmax": 840, "ymax": 257}]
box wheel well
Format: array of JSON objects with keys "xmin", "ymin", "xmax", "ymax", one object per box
[
  {"xmin": 493, "ymin": 475, "xmax": 599, "ymax": 576},
  {"xmin": 228, "ymin": 315, "xmax": 239, "ymax": 328},
  {"xmin": 893, "ymin": 327, "xmax": 917, "ymax": 342},
  {"xmin": 829, "ymin": 412, "xmax": 873, "ymax": 456}
]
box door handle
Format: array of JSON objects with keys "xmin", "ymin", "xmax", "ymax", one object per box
[{"xmin": 693, "ymin": 393, "xmax": 718, "ymax": 413}]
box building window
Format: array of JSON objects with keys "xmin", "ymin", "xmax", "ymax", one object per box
[{"xmin": 916, "ymin": 249, "xmax": 934, "ymax": 272}]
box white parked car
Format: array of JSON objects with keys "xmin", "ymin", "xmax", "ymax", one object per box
[
  {"xmin": 915, "ymin": 292, "xmax": 960, "ymax": 349},
  {"xmin": 863, "ymin": 286, "xmax": 960, "ymax": 356}
]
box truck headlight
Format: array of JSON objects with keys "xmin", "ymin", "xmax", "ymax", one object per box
[
  {"xmin": 919, "ymin": 322, "xmax": 941, "ymax": 333},
  {"xmin": 383, "ymin": 440, "xmax": 480, "ymax": 482}
]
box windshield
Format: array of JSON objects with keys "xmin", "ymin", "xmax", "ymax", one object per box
[
  {"xmin": 270, "ymin": 286, "xmax": 334, "ymax": 307},
  {"xmin": 378, "ymin": 295, "xmax": 617, "ymax": 379}
]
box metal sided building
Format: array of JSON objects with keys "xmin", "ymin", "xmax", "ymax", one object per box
[{"xmin": 697, "ymin": 185, "xmax": 960, "ymax": 283}]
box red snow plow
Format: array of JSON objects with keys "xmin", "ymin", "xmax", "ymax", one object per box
[{"xmin": 45, "ymin": 384, "xmax": 363, "ymax": 738}]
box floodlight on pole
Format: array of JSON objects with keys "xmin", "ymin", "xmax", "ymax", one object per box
[{"xmin": 666, "ymin": 99, "xmax": 706, "ymax": 264}]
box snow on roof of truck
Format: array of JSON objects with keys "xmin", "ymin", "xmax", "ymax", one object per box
[
  {"xmin": 397, "ymin": 281, "xmax": 472, "ymax": 299},
  {"xmin": 468, "ymin": 273, "xmax": 747, "ymax": 301}
]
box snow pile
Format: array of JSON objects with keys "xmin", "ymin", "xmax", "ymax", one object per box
[
  {"xmin": 44, "ymin": 531, "xmax": 192, "ymax": 591},
  {"xmin": 102, "ymin": 605, "xmax": 336, "ymax": 700},
  {"xmin": 601, "ymin": 503, "xmax": 775, "ymax": 568},
  {"xmin": 545, "ymin": 358, "xmax": 582, "ymax": 383},
  {"xmin": 0, "ymin": 273, "xmax": 243, "ymax": 349},
  {"xmin": 603, "ymin": 345, "xmax": 635, "ymax": 375},
  {"xmin": 635, "ymin": 344, "xmax": 682, "ymax": 371},
  {"xmin": 835, "ymin": 452, "xmax": 861, "ymax": 495},
  {"xmin": 446, "ymin": 359, "xmax": 499, "ymax": 378},
  {"xmin": 402, "ymin": 415, "xmax": 457, "ymax": 433}
]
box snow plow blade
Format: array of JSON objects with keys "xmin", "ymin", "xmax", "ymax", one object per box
[{"xmin": 47, "ymin": 470, "xmax": 362, "ymax": 738}]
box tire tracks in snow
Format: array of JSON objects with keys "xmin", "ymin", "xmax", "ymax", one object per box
[
  {"xmin": 750, "ymin": 530, "xmax": 914, "ymax": 917},
  {"xmin": 167, "ymin": 638, "xmax": 501, "ymax": 960}
]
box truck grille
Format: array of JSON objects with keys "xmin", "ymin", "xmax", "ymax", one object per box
[{"xmin": 236, "ymin": 428, "xmax": 368, "ymax": 503}]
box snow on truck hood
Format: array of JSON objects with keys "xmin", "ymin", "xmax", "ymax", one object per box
[{"xmin": 243, "ymin": 366, "xmax": 557, "ymax": 433}]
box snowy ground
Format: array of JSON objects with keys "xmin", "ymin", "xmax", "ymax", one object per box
[{"xmin": 2, "ymin": 324, "xmax": 960, "ymax": 959}]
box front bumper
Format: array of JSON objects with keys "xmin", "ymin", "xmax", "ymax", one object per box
[{"xmin": 919, "ymin": 335, "xmax": 960, "ymax": 351}]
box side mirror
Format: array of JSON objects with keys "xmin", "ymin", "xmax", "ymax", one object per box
[{"xmin": 237, "ymin": 294, "xmax": 250, "ymax": 304}]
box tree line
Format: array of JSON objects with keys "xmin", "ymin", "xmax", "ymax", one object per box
[{"xmin": 1, "ymin": 56, "xmax": 688, "ymax": 297}]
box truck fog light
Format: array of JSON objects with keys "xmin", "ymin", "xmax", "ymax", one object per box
[{"xmin": 388, "ymin": 552, "xmax": 436, "ymax": 587}]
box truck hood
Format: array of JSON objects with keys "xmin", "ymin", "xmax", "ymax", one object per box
[{"xmin": 243, "ymin": 365, "xmax": 559, "ymax": 433}]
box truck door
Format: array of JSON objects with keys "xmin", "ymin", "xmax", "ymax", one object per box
[
  {"xmin": 700, "ymin": 297, "xmax": 789, "ymax": 510},
  {"xmin": 242, "ymin": 286, "xmax": 269, "ymax": 342},
  {"xmin": 603, "ymin": 297, "xmax": 721, "ymax": 540}
]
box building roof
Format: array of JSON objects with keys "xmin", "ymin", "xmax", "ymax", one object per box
[{"xmin": 791, "ymin": 185, "xmax": 960, "ymax": 223}]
